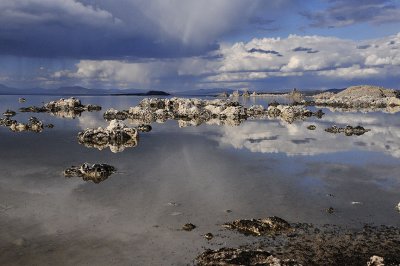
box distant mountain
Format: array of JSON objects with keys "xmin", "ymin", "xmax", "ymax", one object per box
[
  {"xmin": 0, "ymin": 84, "xmax": 170, "ymax": 96},
  {"xmin": 174, "ymin": 88, "xmax": 235, "ymax": 96}
]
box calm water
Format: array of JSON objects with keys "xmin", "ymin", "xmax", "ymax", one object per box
[{"xmin": 1, "ymin": 95, "xmax": 400, "ymax": 265}]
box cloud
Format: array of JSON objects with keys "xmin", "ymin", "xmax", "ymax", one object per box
[
  {"xmin": 50, "ymin": 33, "xmax": 400, "ymax": 89},
  {"xmin": 0, "ymin": 0, "xmax": 295, "ymax": 59},
  {"xmin": 302, "ymin": 0, "xmax": 400, "ymax": 28}
]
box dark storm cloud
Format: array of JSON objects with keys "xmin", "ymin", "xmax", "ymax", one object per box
[
  {"xmin": 248, "ymin": 48, "xmax": 283, "ymax": 57},
  {"xmin": 292, "ymin": 47, "xmax": 319, "ymax": 53},
  {"xmin": 302, "ymin": 0, "xmax": 400, "ymax": 28},
  {"xmin": 0, "ymin": 0, "xmax": 298, "ymax": 59}
]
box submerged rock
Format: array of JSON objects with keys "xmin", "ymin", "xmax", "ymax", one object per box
[
  {"xmin": 182, "ymin": 223, "xmax": 196, "ymax": 231},
  {"xmin": 223, "ymin": 216, "xmax": 292, "ymax": 236},
  {"xmin": 64, "ymin": 163, "xmax": 116, "ymax": 184},
  {"xmin": 18, "ymin": 98, "xmax": 26, "ymax": 103},
  {"xmin": 307, "ymin": 125, "xmax": 316, "ymax": 130},
  {"xmin": 3, "ymin": 109, "xmax": 16, "ymax": 117},
  {"xmin": 136, "ymin": 124, "xmax": 152, "ymax": 132},
  {"xmin": 204, "ymin": 233, "xmax": 214, "ymax": 240},
  {"xmin": 325, "ymin": 125, "xmax": 371, "ymax": 136},
  {"xmin": 78, "ymin": 120, "xmax": 138, "ymax": 153},
  {"xmin": 196, "ymin": 248, "xmax": 282, "ymax": 266}
]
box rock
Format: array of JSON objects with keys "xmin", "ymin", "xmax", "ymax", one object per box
[
  {"xmin": 19, "ymin": 97, "xmax": 101, "ymax": 118},
  {"xmin": 269, "ymin": 105, "xmax": 323, "ymax": 123},
  {"xmin": 326, "ymin": 207, "xmax": 335, "ymax": 214},
  {"xmin": 242, "ymin": 90, "xmax": 250, "ymax": 97},
  {"xmin": 367, "ymin": 255, "xmax": 384, "ymax": 266},
  {"xmin": 395, "ymin": 202, "xmax": 400, "ymax": 212},
  {"xmin": 313, "ymin": 85, "xmax": 400, "ymax": 109},
  {"xmin": 103, "ymin": 108, "xmax": 129, "ymax": 121},
  {"xmin": 325, "ymin": 125, "xmax": 370, "ymax": 136},
  {"xmin": 78, "ymin": 120, "xmax": 138, "ymax": 153},
  {"xmin": 136, "ymin": 124, "xmax": 152, "ymax": 132},
  {"xmin": 231, "ymin": 90, "xmax": 240, "ymax": 97},
  {"xmin": 307, "ymin": 125, "xmax": 316, "ymax": 130},
  {"xmin": 204, "ymin": 233, "xmax": 214, "ymax": 240},
  {"xmin": 195, "ymin": 248, "xmax": 282, "ymax": 266},
  {"xmin": 182, "ymin": 223, "xmax": 196, "ymax": 231},
  {"xmin": 7, "ymin": 117, "xmax": 43, "ymax": 133},
  {"xmin": 3, "ymin": 109, "xmax": 16, "ymax": 117},
  {"xmin": 223, "ymin": 216, "xmax": 292, "ymax": 236},
  {"xmin": 64, "ymin": 163, "xmax": 116, "ymax": 184},
  {"xmin": 18, "ymin": 98, "xmax": 26, "ymax": 103}
]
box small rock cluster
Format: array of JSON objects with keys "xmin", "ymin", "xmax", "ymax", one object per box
[
  {"xmin": 325, "ymin": 125, "xmax": 371, "ymax": 136},
  {"xmin": 196, "ymin": 248, "xmax": 285, "ymax": 266},
  {"xmin": 64, "ymin": 163, "xmax": 116, "ymax": 184},
  {"xmin": 222, "ymin": 216, "xmax": 292, "ymax": 236},
  {"xmin": 0, "ymin": 117, "xmax": 46, "ymax": 132},
  {"xmin": 19, "ymin": 97, "xmax": 101, "ymax": 118},
  {"xmin": 78, "ymin": 120, "xmax": 138, "ymax": 153},
  {"xmin": 267, "ymin": 105, "xmax": 324, "ymax": 123}
]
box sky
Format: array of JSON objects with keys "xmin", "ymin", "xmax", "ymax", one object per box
[{"xmin": 0, "ymin": 0, "xmax": 400, "ymax": 91}]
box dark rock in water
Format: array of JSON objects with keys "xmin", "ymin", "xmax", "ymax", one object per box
[
  {"xmin": 204, "ymin": 233, "xmax": 214, "ymax": 240},
  {"xmin": 182, "ymin": 223, "xmax": 196, "ymax": 231},
  {"xmin": 19, "ymin": 106, "xmax": 48, "ymax": 113},
  {"xmin": 307, "ymin": 125, "xmax": 316, "ymax": 130},
  {"xmin": 64, "ymin": 163, "xmax": 116, "ymax": 184},
  {"xmin": 137, "ymin": 124, "xmax": 152, "ymax": 132},
  {"xmin": 1, "ymin": 116, "xmax": 44, "ymax": 133},
  {"xmin": 78, "ymin": 120, "xmax": 138, "ymax": 153},
  {"xmin": 3, "ymin": 109, "xmax": 16, "ymax": 117},
  {"xmin": 223, "ymin": 216, "xmax": 292, "ymax": 236},
  {"xmin": 326, "ymin": 207, "xmax": 335, "ymax": 214},
  {"xmin": 325, "ymin": 125, "xmax": 370, "ymax": 136},
  {"xmin": 45, "ymin": 124, "xmax": 54, "ymax": 128},
  {"xmin": 0, "ymin": 117, "xmax": 15, "ymax": 127},
  {"xmin": 196, "ymin": 248, "xmax": 282, "ymax": 266},
  {"xmin": 268, "ymin": 101, "xmax": 280, "ymax": 107},
  {"xmin": 18, "ymin": 98, "xmax": 26, "ymax": 103}
]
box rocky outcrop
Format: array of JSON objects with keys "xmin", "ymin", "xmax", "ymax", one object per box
[
  {"xmin": 367, "ymin": 256, "xmax": 384, "ymax": 266},
  {"xmin": 78, "ymin": 120, "xmax": 138, "ymax": 153},
  {"xmin": 196, "ymin": 248, "xmax": 283, "ymax": 266},
  {"xmin": 267, "ymin": 105, "xmax": 324, "ymax": 123},
  {"xmin": 325, "ymin": 125, "xmax": 371, "ymax": 136},
  {"xmin": 222, "ymin": 216, "xmax": 292, "ymax": 236},
  {"xmin": 0, "ymin": 117, "xmax": 45, "ymax": 132},
  {"xmin": 396, "ymin": 202, "xmax": 400, "ymax": 212},
  {"xmin": 64, "ymin": 163, "xmax": 116, "ymax": 184},
  {"xmin": 313, "ymin": 85, "xmax": 400, "ymax": 109},
  {"xmin": 3, "ymin": 109, "xmax": 16, "ymax": 117},
  {"xmin": 103, "ymin": 108, "xmax": 129, "ymax": 121},
  {"xmin": 125, "ymin": 97, "xmax": 321, "ymax": 127},
  {"xmin": 19, "ymin": 97, "xmax": 101, "ymax": 118}
]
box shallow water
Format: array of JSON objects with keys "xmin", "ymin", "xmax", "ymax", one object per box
[{"xmin": 0, "ymin": 95, "xmax": 400, "ymax": 265}]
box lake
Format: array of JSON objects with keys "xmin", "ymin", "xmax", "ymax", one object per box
[{"xmin": 1, "ymin": 95, "xmax": 400, "ymax": 265}]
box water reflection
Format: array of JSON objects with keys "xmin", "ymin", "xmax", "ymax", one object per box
[{"xmin": 1, "ymin": 95, "xmax": 400, "ymax": 265}]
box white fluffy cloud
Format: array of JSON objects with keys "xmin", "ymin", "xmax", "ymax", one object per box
[{"xmin": 52, "ymin": 33, "xmax": 400, "ymax": 89}]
